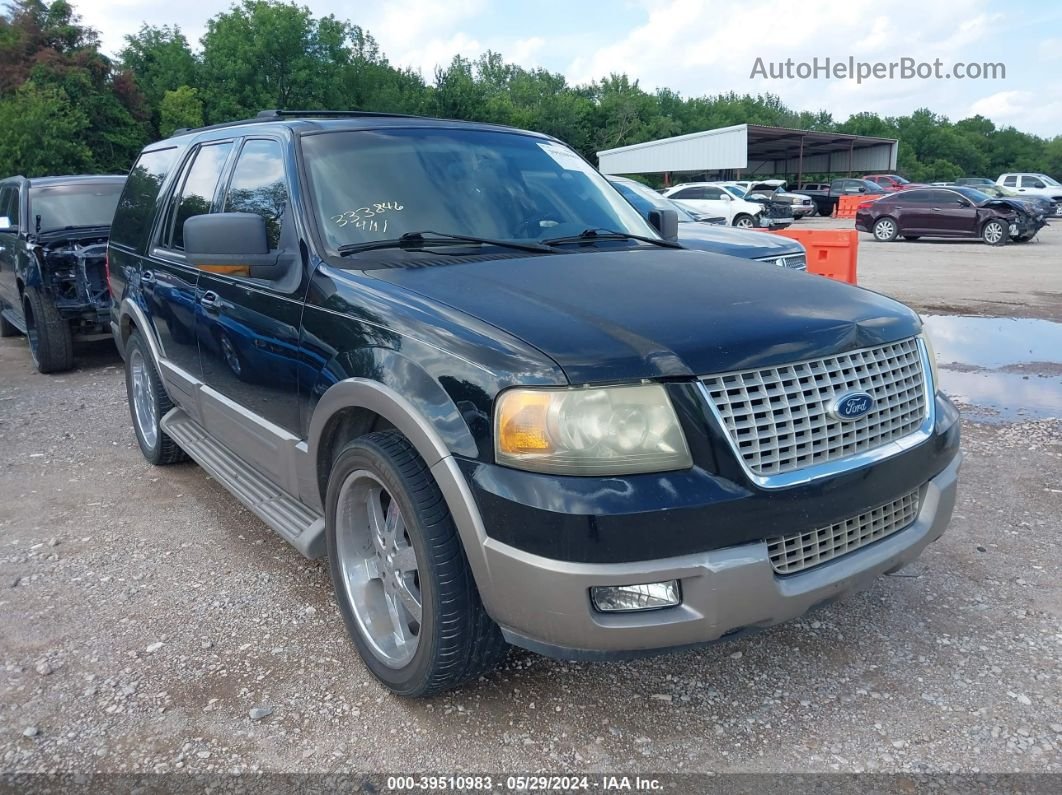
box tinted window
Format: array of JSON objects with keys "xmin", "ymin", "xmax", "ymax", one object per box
[
  {"xmin": 224, "ymin": 139, "xmax": 289, "ymax": 249},
  {"xmin": 1003, "ymin": 176, "xmax": 1017, "ymax": 187},
  {"xmin": 670, "ymin": 187, "xmax": 704, "ymax": 199},
  {"xmin": 0, "ymin": 185, "xmax": 19, "ymax": 229},
  {"xmin": 28, "ymin": 182, "xmax": 124, "ymax": 233},
  {"xmin": 927, "ymin": 190, "xmax": 963, "ymax": 204},
  {"xmin": 899, "ymin": 190, "xmax": 933, "ymax": 203},
  {"xmin": 1021, "ymin": 176, "xmax": 1045, "ymax": 188},
  {"xmin": 166, "ymin": 142, "xmax": 233, "ymax": 251},
  {"xmin": 111, "ymin": 148, "xmax": 178, "ymax": 251}
]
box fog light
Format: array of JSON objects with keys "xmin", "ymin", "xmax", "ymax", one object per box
[{"xmin": 590, "ymin": 581, "xmax": 681, "ymax": 613}]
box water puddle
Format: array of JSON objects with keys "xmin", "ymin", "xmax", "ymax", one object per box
[{"xmin": 922, "ymin": 315, "xmax": 1062, "ymax": 423}]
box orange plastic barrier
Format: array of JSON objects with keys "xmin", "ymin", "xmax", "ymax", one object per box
[
  {"xmin": 834, "ymin": 194, "xmax": 867, "ymax": 219},
  {"xmin": 770, "ymin": 228, "xmax": 858, "ymax": 285}
]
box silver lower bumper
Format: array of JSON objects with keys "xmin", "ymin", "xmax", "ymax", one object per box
[{"xmin": 479, "ymin": 452, "xmax": 961, "ymax": 659}]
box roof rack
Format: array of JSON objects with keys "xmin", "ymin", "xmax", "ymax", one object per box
[{"xmin": 170, "ymin": 109, "xmax": 420, "ymax": 138}]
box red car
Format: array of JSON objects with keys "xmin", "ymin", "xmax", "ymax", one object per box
[
  {"xmin": 862, "ymin": 174, "xmax": 923, "ymax": 192},
  {"xmin": 855, "ymin": 186, "xmax": 1042, "ymax": 245}
]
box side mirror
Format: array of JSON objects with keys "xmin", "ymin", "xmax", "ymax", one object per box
[
  {"xmin": 184, "ymin": 213, "xmax": 286, "ymax": 280},
  {"xmin": 648, "ymin": 208, "xmax": 679, "ymax": 242},
  {"xmin": 957, "ymin": 198, "xmax": 972, "ymax": 207},
  {"xmin": 0, "ymin": 216, "xmax": 14, "ymax": 232}
]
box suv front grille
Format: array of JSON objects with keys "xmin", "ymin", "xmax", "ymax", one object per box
[
  {"xmin": 756, "ymin": 253, "xmax": 806, "ymax": 270},
  {"xmin": 767, "ymin": 489, "xmax": 921, "ymax": 574},
  {"xmin": 701, "ymin": 338, "xmax": 928, "ymax": 479}
]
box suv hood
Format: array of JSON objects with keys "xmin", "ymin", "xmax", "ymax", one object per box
[
  {"xmin": 677, "ymin": 223, "xmax": 802, "ymax": 258},
  {"xmin": 368, "ymin": 248, "xmax": 921, "ymax": 383}
]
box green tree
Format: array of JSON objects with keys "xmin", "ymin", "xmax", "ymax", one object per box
[
  {"xmin": 159, "ymin": 85, "xmax": 203, "ymax": 137},
  {"xmin": 119, "ymin": 24, "xmax": 199, "ymax": 135},
  {"xmin": 0, "ymin": 81, "xmax": 92, "ymax": 176}
]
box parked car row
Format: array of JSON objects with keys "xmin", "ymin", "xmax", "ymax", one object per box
[
  {"xmin": 1, "ymin": 111, "xmax": 962, "ymax": 701},
  {"xmin": 660, "ymin": 181, "xmax": 797, "ymax": 228}
]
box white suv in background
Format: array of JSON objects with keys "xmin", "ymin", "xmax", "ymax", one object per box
[
  {"xmin": 662, "ymin": 182, "xmax": 788, "ymax": 228},
  {"xmin": 997, "ymin": 173, "xmax": 1062, "ymax": 216}
]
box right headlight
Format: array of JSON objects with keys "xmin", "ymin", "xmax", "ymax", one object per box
[{"xmin": 494, "ymin": 384, "xmax": 692, "ymax": 476}]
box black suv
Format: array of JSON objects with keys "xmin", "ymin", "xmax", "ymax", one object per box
[
  {"xmin": 0, "ymin": 175, "xmax": 125, "ymax": 372},
  {"xmin": 109, "ymin": 111, "xmax": 962, "ymax": 696}
]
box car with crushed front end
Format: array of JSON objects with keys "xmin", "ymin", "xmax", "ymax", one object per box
[
  {"xmin": 856, "ymin": 186, "xmax": 1045, "ymax": 245},
  {"xmin": 0, "ymin": 175, "xmax": 125, "ymax": 372},
  {"xmin": 108, "ymin": 110, "xmax": 962, "ymax": 697}
]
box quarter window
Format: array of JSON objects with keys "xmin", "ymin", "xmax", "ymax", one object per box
[{"xmin": 223, "ymin": 139, "xmax": 289, "ymax": 249}]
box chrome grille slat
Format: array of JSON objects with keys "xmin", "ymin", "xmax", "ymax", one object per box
[
  {"xmin": 767, "ymin": 490, "xmax": 922, "ymax": 574},
  {"xmin": 702, "ymin": 338, "xmax": 927, "ymax": 477}
]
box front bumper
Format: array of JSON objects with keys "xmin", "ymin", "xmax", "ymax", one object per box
[{"xmin": 478, "ymin": 450, "xmax": 961, "ymax": 660}]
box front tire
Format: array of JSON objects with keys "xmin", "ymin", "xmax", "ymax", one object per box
[
  {"xmin": 326, "ymin": 430, "xmax": 507, "ymax": 697},
  {"xmin": 23, "ymin": 286, "xmax": 73, "ymax": 373},
  {"xmin": 873, "ymin": 217, "xmax": 898, "ymax": 242},
  {"xmin": 733, "ymin": 214, "xmax": 756, "ymax": 229},
  {"xmin": 981, "ymin": 219, "xmax": 1008, "ymax": 246},
  {"xmin": 124, "ymin": 331, "xmax": 188, "ymax": 465}
]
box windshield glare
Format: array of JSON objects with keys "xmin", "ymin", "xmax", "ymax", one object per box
[
  {"xmin": 301, "ymin": 129, "xmax": 657, "ymax": 252},
  {"xmin": 29, "ymin": 183, "xmax": 123, "ymax": 232},
  {"xmin": 610, "ymin": 179, "xmax": 696, "ymax": 222},
  {"xmin": 1039, "ymin": 174, "xmax": 1060, "ymax": 186}
]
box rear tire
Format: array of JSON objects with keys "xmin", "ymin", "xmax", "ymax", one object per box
[
  {"xmin": 326, "ymin": 430, "xmax": 508, "ymax": 697},
  {"xmin": 873, "ymin": 217, "xmax": 898, "ymax": 242},
  {"xmin": 981, "ymin": 219, "xmax": 1008, "ymax": 246},
  {"xmin": 23, "ymin": 286, "xmax": 73, "ymax": 373},
  {"xmin": 124, "ymin": 331, "xmax": 188, "ymax": 465}
]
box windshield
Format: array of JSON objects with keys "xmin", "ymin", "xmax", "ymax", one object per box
[
  {"xmin": 1038, "ymin": 174, "xmax": 1061, "ymax": 186},
  {"xmin": 721, "ymin": 185, "xmax": 746, "ymax": 198},
  {"xmin": 28, "ymin": 182, "xmax": 123, "ymax": 232},
  {"xmin": 301, "ymin": 129, "xmax": 656, "ymax": 252},
  {"xmin": 892, "ymin": 175, "xmax": 910, "ymax": 184},
  {"xmin": 609, "ymin": 179, "xmax": 697, "ymax": 222}
]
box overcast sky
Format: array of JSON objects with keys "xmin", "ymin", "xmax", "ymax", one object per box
[{"xmin": 77, "ymin": 0, "xmax": 1062, "ymax": 137}]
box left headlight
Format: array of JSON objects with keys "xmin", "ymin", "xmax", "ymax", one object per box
[{"xmin": 494, "ymin": 384, "xmax": 692, "ymax": 476}]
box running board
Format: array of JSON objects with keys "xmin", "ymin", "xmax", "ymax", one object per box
[
  {"xmin": 2, "ymin": 307, "xmax": 27, "ymax": 334},
  {"xmin": 160, "ymin": 408, "xmax": 325, "ymax": 559}
]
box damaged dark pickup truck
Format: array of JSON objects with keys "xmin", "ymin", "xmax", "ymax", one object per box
[{"xmin": 0, "ymin": 175, "xmax": 125, "ymax": 372}]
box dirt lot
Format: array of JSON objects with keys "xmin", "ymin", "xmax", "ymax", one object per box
[
  {"xmin": 1, "ymin": 232, "xmax": 1060, "ymax": 778},
  {"xmin": 805, "ymin": 215, "xmax": 1062, "ymax": 320}
]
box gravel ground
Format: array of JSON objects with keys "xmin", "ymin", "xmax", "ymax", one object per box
[
  {"xmin": 800, "ymin": 216, "xmax": 1062, "ymax": 320},
  {"xmin": 0, "ymin": 332, "xmax": 1060, "ymax": 776}
]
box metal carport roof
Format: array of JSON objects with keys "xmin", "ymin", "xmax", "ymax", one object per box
[{"xmin": 596, "ymin": 124, "xmax": 898, "ymax": 179}]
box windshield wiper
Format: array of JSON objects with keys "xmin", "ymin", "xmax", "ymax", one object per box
[
  {"xmin": 337, "ymin": 230, "xmax": 553, "ymax": 256},
  {"xmin": 542, "ymin": 228, "xmax": 681, "ymax": 249}
]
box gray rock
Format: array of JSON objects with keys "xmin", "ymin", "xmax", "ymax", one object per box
[
  {"xmin": 249, "ymin": 706, "xmax": 273, "ymax": 720},
  {"xmin": 22, "ymin": 726, "xmax": 39, "ymax": 738}
]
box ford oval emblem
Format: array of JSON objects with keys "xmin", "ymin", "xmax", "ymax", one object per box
[{"xmin": 831, "ymin": 391, "xmax": 874, "ymax": 421}]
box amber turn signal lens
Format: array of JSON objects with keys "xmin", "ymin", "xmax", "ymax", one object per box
[{"xmin": 496, "ymin": 391, "xmax": 553, "ymax": 454}]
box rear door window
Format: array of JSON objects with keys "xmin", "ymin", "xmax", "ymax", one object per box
[
  {"xmin": 670, "ymin": 187, "xmax": 705, "ymax": 200},
  {"xmin": 1002, "ymin": 175, "xmax": 1017, "ymax": 187},
  {"xmin": 161, "ymin": 142, "xmax": 234, "ymax": 252}
]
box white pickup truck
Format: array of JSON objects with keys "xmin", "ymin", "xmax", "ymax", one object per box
[{"xmin": 996, "ymin": 173, "xmax": 1062, "ymax": 216}]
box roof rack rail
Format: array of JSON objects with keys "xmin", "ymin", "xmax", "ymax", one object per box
[
  {"xmin": 255, "ymin": 109, "xmax": 418, "ymax": 120},
  {"xmin": 166, "ymin": 109, "xmax": 422, "ymax": 138}
]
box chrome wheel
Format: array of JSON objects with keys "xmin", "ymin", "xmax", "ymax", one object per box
[
  {"xmin": 219, "ymin": 334, "xmax": 242, "ymax": 376},
  {"xmin": 335, "ymin": 470, "xmax": 422, "ymax": 668},
  {"xmin": 874, "ymin": 219, "xmax": 896, "ymax": 240},
  {"xmin": 734, "ymin": 216, "xmax": 755, "ymax": 228},
  {"xmin": 130, "ymin": 348, "xmax": 159, "ymax": 449},
  {"xmin": 983, "ymin": 221, "xmax": 1003, "ymax": 244}
]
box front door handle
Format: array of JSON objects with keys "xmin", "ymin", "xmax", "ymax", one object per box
[
  {"xmin": 141, "ymin": 270, "xmax": 156, "ymax": 286},
  {"xmin": 200, "ymin": 291, "xmax": 221, "ymax": 312}
]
